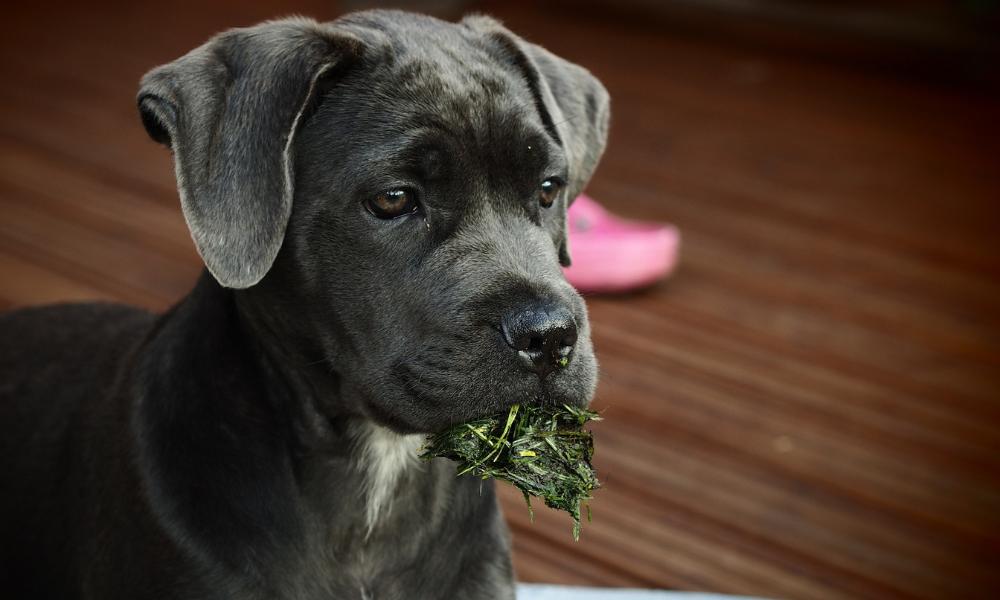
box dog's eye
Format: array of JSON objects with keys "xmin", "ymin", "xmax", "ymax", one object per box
[
  {"xmin": 539, "ymin": 178, "xmax": 564, "ymax": 208},
  {"xmin": 366, "ymin": 188, "xmax": 418, "ymax": 219}
]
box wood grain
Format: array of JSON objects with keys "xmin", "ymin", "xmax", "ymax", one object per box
[{"xmin": 1, "ymin": 2, "xmax": 997, "ymax": 598}]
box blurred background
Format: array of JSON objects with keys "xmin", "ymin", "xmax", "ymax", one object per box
[{"xmin": 1, "ymin": 1, "xmax": 998, "ymax": 598}]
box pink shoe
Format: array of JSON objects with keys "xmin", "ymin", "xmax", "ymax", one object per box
[{"xmin": 562, "ymin": 194, "xmax": 680, "ymax": 293}]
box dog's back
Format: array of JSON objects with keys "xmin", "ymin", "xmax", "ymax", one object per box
[{"xmin": 0, "ymin": 303, "xmax": 155, "ymax": 596}]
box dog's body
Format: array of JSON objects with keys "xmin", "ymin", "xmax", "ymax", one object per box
[
  {"xmin": 1, "ymin": 281, "xmax": 510, "ymax": 599},
  {"xmin": 0, "ymin": 10, "xmax": 608, "ymax": 599}
]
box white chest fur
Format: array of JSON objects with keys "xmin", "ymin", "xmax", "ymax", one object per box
[{"xmin": 353, "ymin": 422, "xmax": 425, "ymax": 535}]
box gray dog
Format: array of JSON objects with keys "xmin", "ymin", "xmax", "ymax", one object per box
[{"xmin": 0, "ymin": 10, "xmax": 608, "ymax": 599}]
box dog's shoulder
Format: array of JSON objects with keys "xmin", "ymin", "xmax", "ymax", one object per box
[
  {"xmin": 0, "ymin": 301, "xmax": 158, "ymax": 595},
  {"xmin": 0, "ymin": 301, "xmax": 155, "ymax": 413},
  {"xmin": 0, "ymin": 300, "xmax": 154, "ymax": 456},
  {"xmin": 0, "ymin": 301, "xmax": 155, "ymax": 412}
]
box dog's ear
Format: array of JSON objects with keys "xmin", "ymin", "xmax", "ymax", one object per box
[
  {"xmin": 464, "ymin": 15, "xmax": 610, "ymax": 266},
  {"xmin": 138, "ymin": 19, "xmax": 362, "ymax": 288}
]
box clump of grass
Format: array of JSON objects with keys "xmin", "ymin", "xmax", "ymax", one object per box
[{"xmin": 422, "ymin": 403, "xmax": 601, "ymax": 540}]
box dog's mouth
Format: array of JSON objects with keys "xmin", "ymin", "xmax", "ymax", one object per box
[{"xmin": 388, "ymin": 354, "xmax": 594, "ymax": 433}]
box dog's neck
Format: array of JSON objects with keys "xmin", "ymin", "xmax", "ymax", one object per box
[
  {"xmin": 133, "ymin": 272, "xmax": 474, "ymax": 595},
  {"xmin": 227, "ymin": 272, "xmax": 429, "ymax": 534}
]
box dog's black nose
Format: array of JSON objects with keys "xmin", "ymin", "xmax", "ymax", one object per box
[{"xmin": 500, "ymin": 304, "xmax": 578, "ymax": 378}]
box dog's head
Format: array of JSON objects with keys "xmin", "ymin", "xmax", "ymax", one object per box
[{"xmin": 138, "ymin": 11, "xmax": 609, "ymax": 433}]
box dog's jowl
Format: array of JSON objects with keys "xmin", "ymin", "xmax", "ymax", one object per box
[{"xmin": 0, "ymin": 10, "xmax": 608, "ymax": 599}]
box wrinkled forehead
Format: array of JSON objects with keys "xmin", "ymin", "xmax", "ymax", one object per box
[
  {"xmin": 317, "ymin": 16, "xmax": 567, "ymax": 185},
  {"xmin": 384, "ymin": 44, "xmax": 542, "ymax": 141},
  {"xmin": 332, "ymin": 50, "xmax": 562, "ymax": 182},
  {"xmin": 341, "ymin": 14, "xmax": 530, "ymax": 113}
]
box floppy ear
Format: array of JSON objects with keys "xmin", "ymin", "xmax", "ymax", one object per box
[
  {"xmin": 138, "ymin": 18, "xmax": 362, "ymax": 288},
  {"xmin": 464, "ymin": 15, "xmax": 611, "ymax": 266}
]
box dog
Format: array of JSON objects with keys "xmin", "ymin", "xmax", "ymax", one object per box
[{"xmin": 0, "ymin": 10, "xmax": 608, "ymax": 599}]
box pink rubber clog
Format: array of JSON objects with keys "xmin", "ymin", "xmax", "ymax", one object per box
[{"xmin": 562, "ymin": 194, "xmax": 680, "ymax": 293}]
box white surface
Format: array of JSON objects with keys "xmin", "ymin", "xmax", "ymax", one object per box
[{"xmin": 516, "ymin": 585, "xmax": 769, "ymax": 600}]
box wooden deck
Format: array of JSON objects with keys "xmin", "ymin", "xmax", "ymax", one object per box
[{"xmin": 1, "ymin": 2, "xmax": 997, "ymax": 598}]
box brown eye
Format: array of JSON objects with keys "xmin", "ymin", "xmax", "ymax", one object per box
[
  {"xmin": 539, "ymin": 178, "xmax": 563, "ymax": 208},
  {"xmin": 366, "ymin": 188, "xmax": 418, "ymax": 219}
]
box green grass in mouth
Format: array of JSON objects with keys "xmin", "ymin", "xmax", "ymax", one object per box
[{"xmin": 422, "ymin": 403, "xmax": 601, "ymax": 540}]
